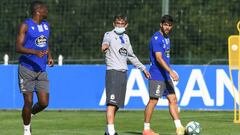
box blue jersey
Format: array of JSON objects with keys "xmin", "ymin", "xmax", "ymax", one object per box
[
  {"xmin": 149, "ymin": 31, "xmax": 171, "ymax": 81},
  {"xmin": 19, "ymin": 18, "xmax": 50, "ymax": 72}
]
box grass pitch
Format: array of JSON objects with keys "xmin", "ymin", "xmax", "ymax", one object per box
[{"xmin": 0, "ymin": 110, "xmax": 239, "ymax": 135}]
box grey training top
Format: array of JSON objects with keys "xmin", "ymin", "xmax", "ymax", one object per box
[{"xmin": 102, "ymin": 30, "xmax": 146, "ymax": 71}]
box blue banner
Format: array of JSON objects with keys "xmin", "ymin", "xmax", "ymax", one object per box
[{"xmin": 0, "ymin": 65, "xmax": 238, "ymax": 110}]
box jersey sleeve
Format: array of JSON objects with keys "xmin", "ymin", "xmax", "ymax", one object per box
[
  {"xmin": 23, "ymin": 19, "xmax": 30, "ymax": 27},
  {"xmin": 102, "ymin": 32, "xmax": 111, "ymax": 46},
  {"xmin": 127, "ymin": 39, "xmax": 146, "ymax": 71},
  {"xmin": 152, "ymin": 36, "xmax": 163, "ymax": 53}
]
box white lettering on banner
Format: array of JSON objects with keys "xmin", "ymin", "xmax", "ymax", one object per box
[
  {"xmin": 180, "ymin": 69, "xmax": 214, "ymax": 106},
  {"xmin": 99, "ymin": 69, "xmax": 181, "ymax": 106},
  {"xmin": 216, "ymin": 69, "xmax": 239, "ymax": 106},
  {"xmin": 99, "ymin": 88, "xmax": 106, "ymax": 106},
  {"xmin": 125, "ymin": 69, "xmax": 149, "ymax": 105},
  {"xmin": 99, "ymin": 69, "xmax": 149, "ymax": 106},
  {"xmin": 99, "ymin": 68, "xmax": 238, "ymax": 107}
]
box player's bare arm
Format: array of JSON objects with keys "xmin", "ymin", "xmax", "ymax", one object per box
[
  {"xmin": 155, "ymin": 52, "xmax": 179, "ymax": 81},
  {"xmin": 101, "ymin": 44, "xmax": 109, "ymax": 52},
  {"xmin": 16, "ymin": 23, "xmax": 46, "ymax": 58},
  {"xmin": 47, "ymin": 47, "xmax": 54, "ymax": 66}
]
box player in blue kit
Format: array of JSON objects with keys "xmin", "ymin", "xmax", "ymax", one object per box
[
  {"xmin": 16, "ymin": 1, "xmax": 53, "ymax": 135},
  {"xmin": 142, "ymin": 15, "xmax": 185, "ymax": 135}
]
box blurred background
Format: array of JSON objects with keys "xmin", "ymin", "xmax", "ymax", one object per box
[
  {"xmin": 0, "ymin": 0, "xmax": 239, "ymax": 65},
  {"xmin": 1, "ymin": 1, "xmax": 240, "ymax": 134}
]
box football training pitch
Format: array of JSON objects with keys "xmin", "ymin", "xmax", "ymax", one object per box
[{"xmin": 0, "ymin": 110, "xmax": 239, "ymax": 135}]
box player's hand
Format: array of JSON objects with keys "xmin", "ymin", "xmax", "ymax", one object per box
[
  {"xmin": 35, "ymin": 50, "xmax": 46, "ymax": 57},
  {"xmin": 101, "ymin": 44, "xmax": 109, "ymax": 53},
  {"xmin": 48, "ymin": 58, "xmax": 54, "ymax": 67},
  {"xmin": 143, "ymin": 69, "xmax": 151, "ymax": 79},
  {"xmin": 170, "ymin": 71, "xmax": 179, "ymax": 81}
]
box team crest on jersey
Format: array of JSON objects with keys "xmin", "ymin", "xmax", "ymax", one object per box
[
  {"xmin": 119, "ymin": 47, "xmax": 128, "ymax": 56},
  {"xmin": 35, "ymin": 35, "xmax": 47, "ymax": 47}
]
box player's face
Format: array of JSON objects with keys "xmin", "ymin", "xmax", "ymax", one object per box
[
  {"xmin": 114, "ymin": 19, "xmax": 127, "ymax": 28},
  {"xmin": 37, "ymin": 6, "xmax": 48, "ymax": 19},
  {"xmin": 160, "ymin": 22, "xmax": 173, "ymax": 35}
]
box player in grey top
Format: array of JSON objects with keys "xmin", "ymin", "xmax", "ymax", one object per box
[
  {"xmin": 102, "ymin": 14, "xmax": 150, "ymax": 135},
  {"xmin": 102, "ymin": 26, "xmax": 145, "ymax": 71}
]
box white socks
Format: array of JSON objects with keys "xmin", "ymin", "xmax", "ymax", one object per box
[
  {"xmin": 143, "ymin": 120, "xmax": 182, "ymax": 130},
  {"xmin": 31, "ymin": 113, "xmax": 35, "ymax": 117},
  {"xmin": 174, "ymin": 120, "xmax": 183, "ymax": 128},
  {"xmin": 24, "ymin": 124, "xmax": 30, "ymax": 131},
  {"xmin": 24, "ymin": 124, "xmax": 31, "ymax": 135},
  {"xmin": 106, "ymin": 124, "xmax": 115, "ymax": 135},
  {"xmin": 144, "ymin": 122, "xmax": 150, "ymax": 130}
]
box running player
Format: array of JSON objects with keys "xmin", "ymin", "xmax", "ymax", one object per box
[
  {"xmin": 16, "ymin": 1, "xmax": 53, "ymax": 135},
  {"xmin": 142, "ymin": 15, "xmax": 185, "ymax": 135},
  {"xmin": 102, "ymin": 14, "xmax": 151, "ymax": 135}
]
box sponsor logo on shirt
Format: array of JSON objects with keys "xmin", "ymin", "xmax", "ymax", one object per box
[
  {"xmin": 35, "ymin": 35, "xmax": 47, "ymax": 47},
  {"xmin": 119, "ymin": 47, "xmax": 128, "ymax": 56}
]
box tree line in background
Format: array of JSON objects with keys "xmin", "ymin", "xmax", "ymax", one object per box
[{"xmin": 0, "ymin": 0, "xmax": 239, "ymax": 64}]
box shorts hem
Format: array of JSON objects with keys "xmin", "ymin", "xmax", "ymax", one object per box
[{"xmin": 106, "ymin": 103, "xmax": 123, "ymax": 108}]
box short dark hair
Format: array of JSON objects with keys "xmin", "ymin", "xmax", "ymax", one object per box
[
  {"xmin": 161, "ymin": 15, "xmax": 174, "ymax": 24},
  {"xmin": 30, "ymin": 1, "xmax": 46, "ymax": 15},
  {"xmin": 113, "ymin": 14, "xmax": 128, "ymax": 23}
]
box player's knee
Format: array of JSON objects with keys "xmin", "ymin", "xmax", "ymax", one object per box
[
  {"xmin": 24, "ymin": 99, "xmax": 33, "ymax": 108},
  {"xmin": 168, "ymin": 97, "xmax": 177, "ymax": 105},
  {"xmin": 149, "ymin": 98, "xmax": 158, "ymax": 105},
  {"xmin": 39, "ymin": 100, "xmax": 49, "ymax": 108}
]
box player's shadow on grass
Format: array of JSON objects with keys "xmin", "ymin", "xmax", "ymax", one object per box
[{"xmin": 123, "ymin": 131, "xmax": 174, "ymax": 135}]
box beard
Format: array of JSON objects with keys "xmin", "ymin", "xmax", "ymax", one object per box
[
  {"xmin": 42, "ymin": 14, "xmax": 48, "ymax": 20},
  {"xmin": 161, "ymin": 27, "xmax": 171, "ymax": 37}
]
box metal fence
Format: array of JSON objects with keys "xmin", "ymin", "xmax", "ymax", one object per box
[{"xmin": 0, "ymin": 0, "xmax": 239, "ymax": 64}]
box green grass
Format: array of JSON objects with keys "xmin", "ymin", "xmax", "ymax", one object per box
[{"xmin": 0, "ymin": 110, "xmax": 239, "ymax": 135}]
